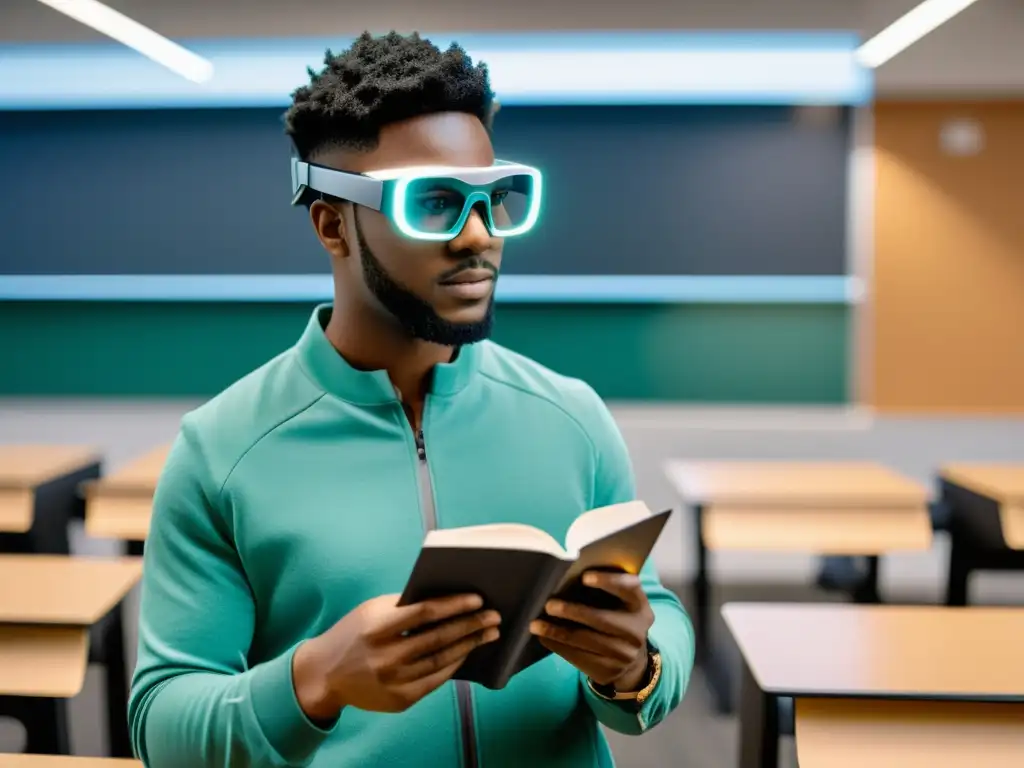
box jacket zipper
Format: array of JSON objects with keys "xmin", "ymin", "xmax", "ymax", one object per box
[{"xmin": 413, "ymin": 426, "xmax": 479, "ymax": 768}]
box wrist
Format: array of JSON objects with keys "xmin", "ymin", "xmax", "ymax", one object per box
[
  {"xmin": 292, "ymin": 638, "xmax": 344, "ymax": 723},
  {"xmin": 611, "ymin": 649, "xmax": 650, "ymax": 692}
]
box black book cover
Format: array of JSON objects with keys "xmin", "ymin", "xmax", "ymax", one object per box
[
  {"xmin": 398, "ymin": 508, "xmax": 672, "ymax": 690},
  {"xmin": 399, "ymin": 547, "xmax": 570, "ymax": 689}
]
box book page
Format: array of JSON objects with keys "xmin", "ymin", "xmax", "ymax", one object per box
[
  {"xmin": 423, "ymin": 523, "xmax": 570, "ymax": 558},
  {"xmin": 565, "ymin": 500, "xmax": 652, "ymax": 554},
  {"xmin": 552, "ymin": 507, "xmax": 671, "ymax": 607}
]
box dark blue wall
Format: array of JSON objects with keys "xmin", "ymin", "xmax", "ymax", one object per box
[{"xmin": 0, "ymin": 105, "xmax": 850, "ymax": 277}]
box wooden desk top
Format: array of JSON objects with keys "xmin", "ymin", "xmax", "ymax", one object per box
[
  {"xmin": 0, "ymin": 444, "xmax": 99, "ymax": 489},
  {"xmin": 0, "ymin": 445, "xmax": 100, "ymax": 533},
  {"xmin": 796, "ymin": 698, "xmax": 1024, "ymax": 768},
  {"xmin": 941, "ymin": 463, "xmax": 1024, "ymax": 502},
  {"xmin": 0, "ymin": 555, "xmax": 142, "ymax": 625},
  {"xmin": 83, "ymin": 445, "xmax": 169, "ymax": 540},
  {"xmin": 665, "ymin": 461, "xmax": 932, "ymax": 552},
  {"xmin": 85, "ymin": 496, "xmax": 153, "ymax": 541},
  {"xmin": 941, "ymin": 463, "xmax": 1024, "ymax": 549},
  {"xmin": 86, "ymin": 444, "xmax": 170, "ymax": 496},
  {"xmin": 722, "ymin": 602, "xmax": 1024, "ymax": 700},
  {"xmin": 0, "ymin": 625, "xmax": 89, "ymax": 697},
  {"xmin": 701, "ymin": 505, "xmax": 932, "ymax": 553},
  {"xmin": 0, "ymin": 756, "xmax": 141, "ymax": 767},
  {"xmin": 664, "ymin": 461, "xmax": 928, "ymax": 507}
]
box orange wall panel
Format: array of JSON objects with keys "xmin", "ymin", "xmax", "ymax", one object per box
[{"xmin": 872, "ymin": 101, "xmax": 1024, "ymax": 413}]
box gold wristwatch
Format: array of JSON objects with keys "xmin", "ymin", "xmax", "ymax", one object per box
[{"xmin": 586, "ymin": 649, "xmax": 662, "ymax": 705}]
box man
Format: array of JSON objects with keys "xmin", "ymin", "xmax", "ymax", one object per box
[{"xmin": 129, "ymin": 31, "xmax": 694, "ymax": 767}]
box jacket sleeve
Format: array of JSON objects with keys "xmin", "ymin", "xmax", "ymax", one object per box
[
  {"xmin": 577, "ymin": 387, "xmax": 695, "ymax": 735},
  {"xmin": 128, "ymin": 421, "xmax": 336, "ymax": 766}
]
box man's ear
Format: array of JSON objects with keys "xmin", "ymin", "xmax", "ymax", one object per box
[
  {"xmin": 309, "ymin": 200, "xmax": 351, "ymax": 259},
  {"xmin": 488, "ymin": 100, "xmax": 502, "ymax": 125}
]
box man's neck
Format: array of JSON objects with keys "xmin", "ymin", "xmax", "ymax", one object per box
[{"xmin": 324, "ymin": 303, "xmax": 453, "ymax": 427}]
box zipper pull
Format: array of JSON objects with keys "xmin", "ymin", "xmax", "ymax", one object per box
[{"xmin": 415, "ymin": 429, "xmax": 427, "ymax": 462}]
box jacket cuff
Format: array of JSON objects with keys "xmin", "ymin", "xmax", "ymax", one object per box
[
  {"xmin": 581, "ymin": 642, "xmax": 660, "ymax": 735},
  {"xmin": 248, "ymin": 644, "xmax": 337, "ymax": 764}
]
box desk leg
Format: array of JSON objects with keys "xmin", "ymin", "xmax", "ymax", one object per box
[
  {"xmin": 692, "ymin": 505, "xmax": 735, "ymax": 715},
  {"xmin": 705, "ymin": 653, "xmax": 736, "ymax": 716},
  {"xmin": 1, "ymin": 696, "xmax": 73, "ymax": 755},
  {"xmin": 100, "ymin": 538, "xmax": 143, "ymax": 756},
  {"xmin": 33, "ymin": 463, "xmax": 101, "ymax": 555},
  {"xmin": 851, "ymin": 555, "xmax": 882, "ymax": 604},
  {"xmin": 103, "ymin": 604, "xmax": 132, "ymax": 757},
  {"xmin": 736, "ymin": 660, "xmax": 778, "ymax": 768},
  {"xmin": 692, "ymin": 504, "xmax": 710, "ymax": 662},
  {"xmin": 945, "ymin": 518, "xmax": 971, "ymax": 607}
]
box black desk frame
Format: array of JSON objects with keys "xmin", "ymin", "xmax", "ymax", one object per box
[
  {"xmin": 690, "ymin": 503, "xmax": 882, "ymax": 716},
  {"xmin": 737, "ymin": 659, "xmax": 780, "ymax": 768},
  {"xmin": 942, "ymin": 479, "xmax": 1024, "ymax": 606},
  {"xmin": 735, "ymin": 661, "xmax": 1024, "ymax": 768}
]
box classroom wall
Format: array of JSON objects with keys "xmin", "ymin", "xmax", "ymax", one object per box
[
  {"xmin": 870, "ymin": 100, "xmax": 1024, "ymax": 413},
  {"xmin": 0, "ymin": 103, "xmax": 854, "ymax": 404}
]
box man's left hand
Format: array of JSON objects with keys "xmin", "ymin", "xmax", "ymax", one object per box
[{"xmin": 529, "ymin": 571, "xmax": 654, "ymax": 690}]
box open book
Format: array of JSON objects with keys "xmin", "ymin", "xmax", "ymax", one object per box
[{"xmin": 398, "ymin": 501, "xmax": 671, "ymax": 690}]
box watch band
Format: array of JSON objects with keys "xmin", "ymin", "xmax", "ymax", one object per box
[{"xmin": 587, "ymin": 650, "xmax": 662, "ymax": 705}]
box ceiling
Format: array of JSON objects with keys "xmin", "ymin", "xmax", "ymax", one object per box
[{"xmin": 4, "ymin": 0, "xmax": 1024, "ymax": 94}]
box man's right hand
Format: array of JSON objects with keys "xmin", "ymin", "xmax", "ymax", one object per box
[{"xmin": 292, "ymin": 593, "xmax": 500, "ymax": 721}]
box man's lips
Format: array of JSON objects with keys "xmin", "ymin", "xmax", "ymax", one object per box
[
  {"xmin": 439, "ymin": 268, "xmax": 495, "ymax": 285},
  {"xmin": 438, "ymin": 268, "xmax": 495, "ymax": 301}
]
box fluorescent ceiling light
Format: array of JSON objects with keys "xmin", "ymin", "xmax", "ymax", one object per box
[
  {"xmin": 34, "ymin": 0, "xmax": 213, "ymax": 82},
  {"xmin": 857, "ymin": 0, "xmax": 982, "ymax": 68}
]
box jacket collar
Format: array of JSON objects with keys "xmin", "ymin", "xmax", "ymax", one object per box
[{"xmin": 296, "ymin": 304, "xmax": 481, "ymax": 405}]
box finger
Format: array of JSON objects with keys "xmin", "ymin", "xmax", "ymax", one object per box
[
  {"xmin": 543, "ymin": 599, "xmax": 633, "ymax": 639},
  {"xmin": 398, "ymin": 610, "xmax": 501, "ymax": 661},
  {"xmin": 529, "ymin": 619, "xmax": 637, "ymax": 664},
  {"xmin": 377, "ymin": 593, "xmax": 485, "ymax": 638},
  {"xmin": 582, "ymin": 571, "xmax": 645, "ymax": 611},
  {"xmin": 538, "ymin": 637, "xmax": 620, "ymax": 682},
  {"xmin": 394, "ymin": 626, "xmax": 501, "ymax": 683},
  {"xmin": 398, "ymin": 652, "xmax": 475, "ymax": 703}
]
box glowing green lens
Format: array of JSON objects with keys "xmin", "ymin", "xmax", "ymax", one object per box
[
  {"xmin": 396, "ymin": 172, "xmax": 539, "ymax": 239},
  {"xmin": 405, "ymin": 180, "xmax": 466, "ymax": 234}
]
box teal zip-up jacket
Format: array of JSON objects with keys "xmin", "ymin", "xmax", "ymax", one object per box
[{"xmin": 129, "ymin": 305, "xmax": 694, "ymax": 767}]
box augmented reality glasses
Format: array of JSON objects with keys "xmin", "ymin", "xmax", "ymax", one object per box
[{"xmin": 291, "ymin": 158, "xmax": 543, "ymax": 241}]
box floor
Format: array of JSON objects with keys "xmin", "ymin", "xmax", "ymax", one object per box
[{"xmin": 3, "ymin": 576, "xmax": 1020, "ymax": 766}]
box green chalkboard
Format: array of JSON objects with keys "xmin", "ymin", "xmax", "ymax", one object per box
[{"xmin": 0, "ymin": 302, "xmax": 847, "ymax": 402}]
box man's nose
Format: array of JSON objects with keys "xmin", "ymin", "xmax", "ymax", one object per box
[{"xmin": 448, "ymin": 206, "xmax": 493, "ymax": 255}]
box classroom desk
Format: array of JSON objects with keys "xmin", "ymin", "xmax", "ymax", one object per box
[
  {"xmin": 0, "ymin": 445, "xmax": 100, "ymax": 553},
  {"xmin": 0, "ymin": 555, "xmax": 142, "ymax": 757},
  {"xmin": 940, "ymin": 464, "xmax": 1024, "ymax": 606},
  {"xmin": 722, "ymin": 602, "xmax": 1024, "ymax": 768},
  {"xmin": 796, "ymin": 698, "xmax": 1024, "ymax": 768},
  {"xmin": 0, "ymin": 757, "xmax": 141, "ymax": 767},
  {"xmin": 663, "ymin": 461, "xmax": 933, "ymax": 714},
  {"xmin": 84, "ymin": 445, "xmax": 169, "ymax": 548}
]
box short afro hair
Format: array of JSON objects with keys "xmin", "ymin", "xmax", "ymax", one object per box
[{"xmin": 284, "ymin": 31, "xmax": 497, "ymax": 161}]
